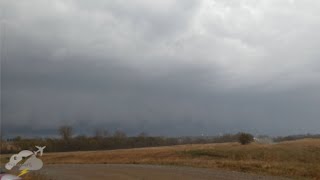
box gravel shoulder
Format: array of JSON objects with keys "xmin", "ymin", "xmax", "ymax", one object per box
[{"xmin": 39, "ymin": 164, "xmax": 290, "ymax": 180}]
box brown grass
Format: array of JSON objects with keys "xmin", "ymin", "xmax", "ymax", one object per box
[
  {"xmin": 38, "ymin": 138, "xmax": 320, "ymax": 179},
  {"xmin": 1, "ymin": 139, "xmax": 319, "ymax": 179}
]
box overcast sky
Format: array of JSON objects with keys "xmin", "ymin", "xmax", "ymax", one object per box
[{"xmin": 1, "ymin": 0, "xmax": 320, "ymax": 137}]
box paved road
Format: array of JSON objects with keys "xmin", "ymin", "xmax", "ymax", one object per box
[{"xmin": 39, "ymin": 164, "xmax": 289, "ymax": 180}]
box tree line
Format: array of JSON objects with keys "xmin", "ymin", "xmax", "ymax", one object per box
[
  {"xmin": 1, "ymin": 126, "xmax": 319, "ymax": 154},
  {"xmin": 0, "ymin": 126, "xmax": 245, "ymax": 153}
]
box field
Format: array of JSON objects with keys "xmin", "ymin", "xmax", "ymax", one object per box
[
  {"xmin": 1, "ymin": 139, "xmax": 320, "ymax": 179},
  {"xmin": 40, "ymin": 138, "xmax": 320, "ymax": 179}
]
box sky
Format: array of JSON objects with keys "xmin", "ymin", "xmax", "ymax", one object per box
[{"xmin": 1, "ymin": 0, "xmax": 320, "ymax": 137}]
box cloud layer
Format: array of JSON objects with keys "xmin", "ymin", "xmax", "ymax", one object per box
[{"xmin": 1, "ymin": 0, "xmax": 320, "ymax": 137}]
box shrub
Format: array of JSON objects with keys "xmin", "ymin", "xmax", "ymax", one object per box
[{"xmin": 238, "ymin": 132, "xmax": 254, "ymax": 145}]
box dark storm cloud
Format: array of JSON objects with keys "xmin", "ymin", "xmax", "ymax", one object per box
[{"xmin": 1, "ymin": 0, "xmax": 320, "ymax": 137}]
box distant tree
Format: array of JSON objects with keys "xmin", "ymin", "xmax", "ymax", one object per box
[
  {"xmin": 113, "ymin": 130, "xmax": 127, "ymax": 138},
  {"xmin": 95, "ymin": 129, "xmax": 103, "ymax": 138},
  {"xmin": 13, "ymin": 136, "xmax": 22, "ymax": 141},
  {"xmin": 95, "ymin": 128, "xmax": 109, "ymax": 138},
  {"xmin": 238, "ymin": 132, "xmax": 254, "ymax": 145},
  {"xmin": 138, "ymin": 132, "xmax": 148, "ymax": 137},
  {"xmin": 59, "ymin": 126, "xmax": 73, "ymax": 141},
  {"xmin": 103, "ymin": 129, "xmax": 110, "ymax": 137}
]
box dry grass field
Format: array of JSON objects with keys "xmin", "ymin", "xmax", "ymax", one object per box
[
  {"xmin": 1, "ymin": 138, "xmax": 320, "ymax": 179},
  {"xmin": 38, "ymin": 138, "xmax": 320, "ymax": 179}
]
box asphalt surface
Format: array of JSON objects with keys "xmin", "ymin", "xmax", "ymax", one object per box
[{"xmin": 39, "ymin": 164, "xmax": 290, "ymax": 180}]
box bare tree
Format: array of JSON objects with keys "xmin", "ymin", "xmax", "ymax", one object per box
[
  {"xmin": 113, "ymin": 130, "xmax": 127, "ymax": 138},
  {"xmin": 95, "ymin": 128, "xmax": 109, "ymax": 138},
  {"xmin": 59, "ymin": 126, "xmax": 73, "ymax": 141},
  {"xmin": 138, "ymin": 132, "xmax": 148, "ymax": 137}
]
